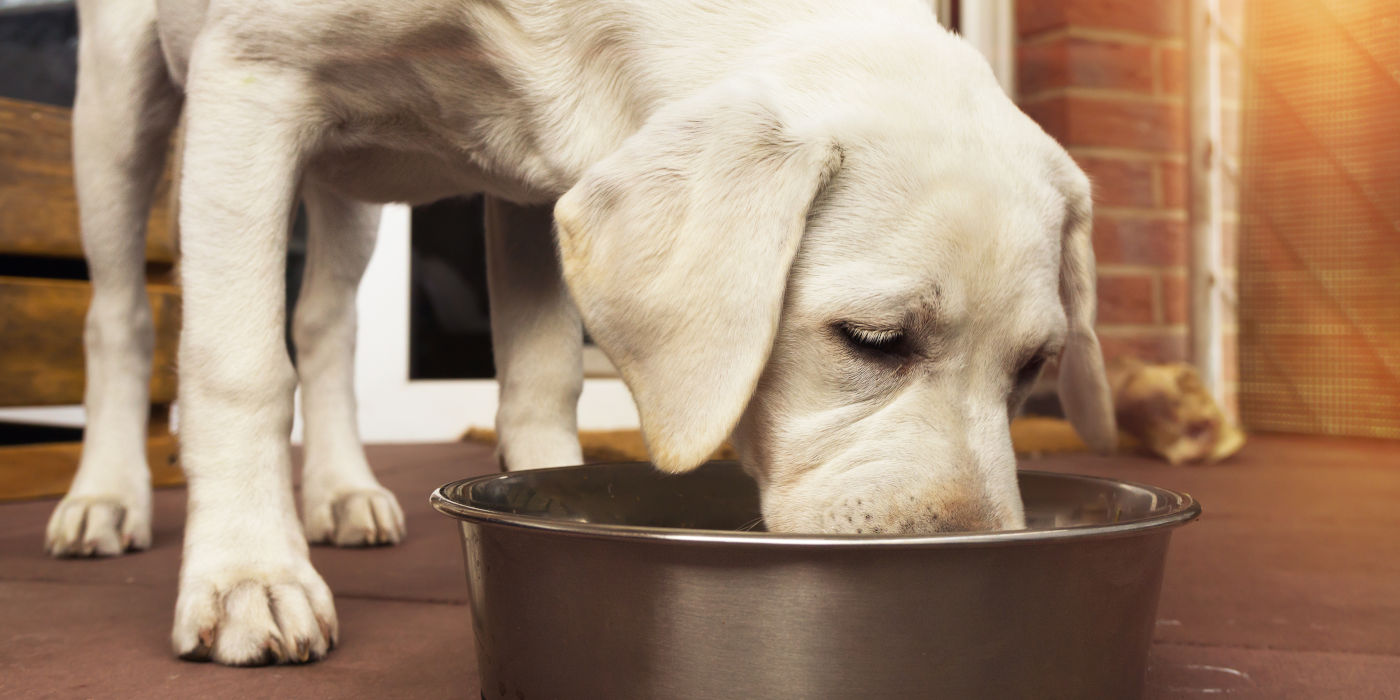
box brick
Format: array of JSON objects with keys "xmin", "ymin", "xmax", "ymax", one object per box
[
  {"xmin": 1068, "ymin": 38, "xmax": 1156, "ymax": 93},
  {"xmin": 1097, "ymin": 330, "xmax": 1189, "ymax": 364},
  {"xmin": 1064, "ymin": 96, "xmax": 1186, "ymax": 151},
  {"xmin": 1017, "ymin": 0, "xmax": 1069, "ymax": 38},
  {"xmin": 1161, "ymin": 271, "xmax": 1189, "ymax": 324},
  {"xmin": 1019, "ymin": 38, "xmax": 1156, "ymax": 98},
  {"xmin": 1068, "ymin": 0, "xmax": 1185, "ymax": 38},
  {"xmin": 1021, "ymin": 97, "xmax": 1069, "ymax": 141},
  {"xmin": 1017, "ymin": 1, "xmax": 1185, "ymax": 40},
  {"xmin": 1017, "ymin": 40, "xmax": 1068, "ymax": 97},
  {"xmin": 1026, "ymin": 96, "xmax": 1186, "ymax": 152},
  {"xmin": 1159, "ymin": 45, "xmax": 1185, "ymax": 95},
  {"xmin": 1092, "ymin": 215, "xmax": 1188, "ymax": 266},
  {"xmin": 1095, "ymin": 272, "xmax": 1157, "ymax": 324},
  {"xmin": 1077, "ymin": 155, "xmax": 1156, "ymax": 208},
  {"xmin": 1159, "ymin": 160, "xmax": 1186, "ymax": 208}
]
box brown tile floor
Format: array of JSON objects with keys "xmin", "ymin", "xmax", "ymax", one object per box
[{"xmin": 1, "ymin": 436, "xmax": 1397, "ymax": 698}]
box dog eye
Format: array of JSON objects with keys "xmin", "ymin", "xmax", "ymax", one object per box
[
  {"xmin": 839, "ymin": 323, "xmax": 905, "ymax": 354},
  {"xmin": 1016, "ymin": 354, "xmax": 1047, "ymax": 386}
]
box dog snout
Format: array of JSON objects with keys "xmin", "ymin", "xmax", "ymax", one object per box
[
  {"xmin": 926, "ymin": 497, "xmax": 1004, "ymax": 533},
  {"xmin": 888, "ymin": 494, "xmax": 1004, "ymax": 534},
  {"xmin": 822, "ymin": 487, "xmax": 1011, "ymax": 535}
]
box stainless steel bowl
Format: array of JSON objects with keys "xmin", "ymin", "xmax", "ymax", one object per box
[{"xmin": 431, "ymin": 461, "xmax": 1200, "ymax": 700}]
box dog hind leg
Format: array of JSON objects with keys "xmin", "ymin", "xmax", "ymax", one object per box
[
  {"xmin": 295, "ymin": 183, "xmax": 405, "ymax": 546},
  {"xmin": 169, "ymin": 53, "xmax": 336, "ymax": 665},
  {"xmin": 484, "ymin": 196, "xmax": 585, "ymax": 470},
  {"xmin": 46, "ymin": 0, "xmax": 181, "ymax": 558}
]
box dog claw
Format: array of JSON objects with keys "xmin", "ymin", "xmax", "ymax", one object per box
[
  {"xmin": 318, "ymin": 616, "xmax": 337, "ymax": 650},
  {"xmin": 178, "ymin": 627, "xmax": 216, "ymax": 661},
  {"xmin": 45, "ymin": 496, "xmax": 150, "ymax": 558},
  {"xmin": 304, "ymin": 488, "xmax": 406, "ymax": 547},
  {"xmin": 173, "ymin": 575, "xmax": 336, "ymax": 666}
]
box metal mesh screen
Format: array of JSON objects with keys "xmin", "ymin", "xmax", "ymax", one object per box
[{"xmin": 1237, "ymin": 0, "xmax": 1400, "ymax": 438}]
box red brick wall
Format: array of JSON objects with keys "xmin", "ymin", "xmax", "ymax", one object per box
[{"xmin": 1016, "ymin": 0, "xmax": 1190, "ymax": 366}]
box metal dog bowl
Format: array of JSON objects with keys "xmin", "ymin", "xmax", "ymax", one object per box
[{"xmin": 432, "ymin": 462, "xmax": 1200, "ymax": 700}]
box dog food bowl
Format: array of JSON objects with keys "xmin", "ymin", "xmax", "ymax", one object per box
[{"xmin": 431, "ymin": 462, "xmax": 1200, "ymax": 700}]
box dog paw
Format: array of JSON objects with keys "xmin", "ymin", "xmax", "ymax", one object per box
[
  {"xmin": 173, "ymin": 565, "xmax": 338, "ymax": 665},
  {"xmin": 304, "ymin": 487, "xmax": 406, "ymax": 547},
  {"xmin": 45, "ymin": 494, "xmax": 152, "ymax": 557}
]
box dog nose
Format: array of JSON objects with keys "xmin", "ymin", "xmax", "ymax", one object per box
[
  {"xmin": 886, "ymin": 493, "xmax": 1006, "ymax": 534},
  {"xmin": 930, "ymin": 498, "xmax": 1002, "ymax": 533}
]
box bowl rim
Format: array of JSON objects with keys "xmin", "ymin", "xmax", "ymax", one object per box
[{"xmin": 429, "ymin": 462, "xmax": 1202, "ymax": 548}]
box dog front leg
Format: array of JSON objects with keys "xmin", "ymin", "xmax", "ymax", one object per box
[
  {"xmin": 295, "ymin": 183, "xmax": 405, "ymax": 546},
  {"xmin": 46, "ymin": 0, "xmax": 180, "ymax": 557},
  {"xmin": 169, "ymin": 59, "xmax": 335, "ymax": 665},
  {"xmin": 484, "ymin": 196, "xmax": 584, "ymax": 470}
]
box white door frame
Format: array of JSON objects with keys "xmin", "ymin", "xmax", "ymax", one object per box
[
  {"xmin": 1186, "ymin": 0, "xmax": 1228, "ymax": 404},
  {"xmin": 292, "ymin": 204, "xmax": 640, "ymax": 444},
  {"xmin": 957, "ymin": 0, "xmax": 1017, "ymax": 96}
]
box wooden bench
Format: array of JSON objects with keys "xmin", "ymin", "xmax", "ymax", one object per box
[{"xmin": 0, "ymin": 96, "xmax": 182, "ymax": 500}]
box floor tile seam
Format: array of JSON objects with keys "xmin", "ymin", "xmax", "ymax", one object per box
[
  {"xmin": 334, "ymin": 592, "xmax": 467, "ymax": 606},
  {"xmin": 0, "ymin": 575, "xmax": 174, "ymax": 588},
  {"xmin": 1153, "ymin": 638, "xmax": 1400, "ymax": 659},
  {"xmin": 0, "ymin": 577, "xmax": 466, "ymax": 607}
]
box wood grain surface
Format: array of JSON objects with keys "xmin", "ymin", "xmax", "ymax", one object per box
[
  {"xmin": 0, "ymin": 276, "xmax": 179, "ymax": 407},
  {"xmin": 0, "ymin": 434, "xmax": 181, "ymax": 502},
  {"xmin": 0, "ymin": 96, "xmax": 175, "ymax": 262}
]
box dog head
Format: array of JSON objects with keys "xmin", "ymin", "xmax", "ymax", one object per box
[{"xmin": 555, "ymin": 29, "xmax": 1113, "ymax": 534}]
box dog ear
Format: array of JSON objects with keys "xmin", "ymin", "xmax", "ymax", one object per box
[
  {"xmin": 1055, "ymin": 172, "xmax": 1118, "ymax": 454},
  {"xmin": 555, "ymin": 84, "xmax": 842, "ymax": 473}
]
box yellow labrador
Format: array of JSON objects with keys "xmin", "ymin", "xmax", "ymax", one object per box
[{"xmin": 50, "ymin": 0, "xmax": 1115, "ymax": 665}]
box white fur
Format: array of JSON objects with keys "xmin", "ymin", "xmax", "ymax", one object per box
[{"xmin": 55, "ymin": 0, "xmax": 1114, "ymax": 665}]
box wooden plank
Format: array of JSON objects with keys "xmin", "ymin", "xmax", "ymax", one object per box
[
  {"xmin": 0, "ymin": 276, "xmax": 179, "ymax": 406},
  {"xmin": 0, "ymin": 433, "xmax": 181, "ymax": 502},
  {"xmin": 0, "ymin": 96, "xmax": 175, "ymax": 262}
]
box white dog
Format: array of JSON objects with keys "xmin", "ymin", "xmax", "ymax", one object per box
[{"xmin": 46, "ymin": 0, "xmax": 1116, "ymax": 665}]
